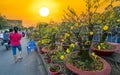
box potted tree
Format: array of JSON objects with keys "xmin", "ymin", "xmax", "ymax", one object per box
[
  {"xmin": 61, "ymin": 0, "xmax": 112, "ymax": 74},
  {"xmin": 41, "ymin": 25, "xmax": 61, "ymax": 53},
  {"xmin": 91, "ymin": 5, "xmax": 120, "ymax": 56}
]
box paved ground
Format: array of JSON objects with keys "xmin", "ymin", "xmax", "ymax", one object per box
[{"xmin": 0, "ymin": 37, "xmax": 42, "ymax": 75}]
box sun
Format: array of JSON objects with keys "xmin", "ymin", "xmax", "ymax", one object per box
[{"xmin": 39, "ymin": 7, "xmax": 50, "ymax": 17}]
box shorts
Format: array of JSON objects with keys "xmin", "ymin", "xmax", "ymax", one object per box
[{"xmin": 11, "ymin": 44, "xmax": 22, "ymax": 55}]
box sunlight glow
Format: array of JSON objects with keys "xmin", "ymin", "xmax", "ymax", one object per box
[{"xmin": 39, "ymin": 7, "xmax": 50, "ymax": 17}]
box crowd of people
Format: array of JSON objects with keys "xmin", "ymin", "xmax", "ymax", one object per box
[{"xmin": 0, "ymin": 26, "xmax": 26, "ymax": 63}]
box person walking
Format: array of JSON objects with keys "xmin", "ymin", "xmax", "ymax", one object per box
[
  {"xmin": 3, "ymin": 30, "xmax": 9, "ymax": 44},
  {"xmin": 9, "ymin": 28, "xmax": 13, "ymax": 34},
  {"xmin": 8, "ymin": 28, "xmax": 13, "ymax": 45},
  {"xmin": 9, "ymin": 26, "xmax": 22, "ymax": 63}
]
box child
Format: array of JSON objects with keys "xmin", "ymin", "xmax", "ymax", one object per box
[{"xmin": 27, "ymin": 39, "xmax": 38, "ymax": 55}]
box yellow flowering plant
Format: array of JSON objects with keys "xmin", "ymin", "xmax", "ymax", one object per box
[
  {"xmin": 35, "ymin": 23, "xmax": 49, "ymax": 45},
  {"xmin": 60, "ymin": 4, "xmax": 111, "ymax": 71},
  {"xmin": 92, "ymin": 42, "xmax": 116, "ymax": 51},
  {"xmin": 41, "ymin": 25, "xmax": 61, "ymax": 50},
  {"xmin": 65, "ymin": 43, "xmax": 75, "ymax": 53},
  {"xmin": 51, "ymin": 50, "xmax": 66, "ymax": 63},
  {"xmin": 98, "ymin": 25, "xmax": 109, "ymax": 44},
  {"xmin": 50, "ymin": 43, "xmax": 75, "ymax": 63},
  {"xmin": 28, "ymin": 3, "xmax": 120, "ymax": 73}
]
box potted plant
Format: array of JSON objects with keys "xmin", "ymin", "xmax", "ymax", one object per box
[
  {"xmin": 65, "ymin": 51, "xmax": 111, "ymax": 75},
  {"xmin": 41, "ymin": 25, "xmax": 61, "ymax": 53},
  {"xmin": 91, "ymin": 26, "xmax": 119, "ymax": 56},
  {"xmin": 91, "ymin": 41, "xmax": 119, "ymax": 56},
  {"xmin": 91, "ymin": 25, "xmax": 118, "ymax": 56},
  {"xmin": 35, "ymin": 23, "xmax": 49, "ymax": 54},
  {"xmin": 44, "ymin": 53, "xmax": 52, "ymax": 64},
  {"xmin": 48, "ymin": 64, "xmax": 62, "ymax": 75},
  {"xmin": 91, "ymin": 5, "xmax": 120, "ymax": 56},
  {"xmin": 57, "ymin": 20, "xmax": 111, "ymax": 74},
  {"xmin": 61, "ymin": 0, "xmax": 112, "ymax": 74}
]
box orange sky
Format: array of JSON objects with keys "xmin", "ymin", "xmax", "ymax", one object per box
[{"xmin": 0, "ymin": 0, "xmax": 120, "ymax": 27}]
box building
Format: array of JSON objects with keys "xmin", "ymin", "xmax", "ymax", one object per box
[{"xmin": 7, "ymin": 19, "xmax": 22, "ymax": 28}]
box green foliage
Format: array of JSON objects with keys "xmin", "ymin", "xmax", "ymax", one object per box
[
  {"xmin": 50, "ymin": 64, "xmax": 60, "ymax": 72},
  {"xmin": 93, "ymin": 42, "xmax": 116, "ymax": 50},
  {"xmin": 0, "ymin": 14, "xmax": 8, "ymax": 29}
]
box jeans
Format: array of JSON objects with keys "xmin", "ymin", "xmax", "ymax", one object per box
[{"xmin": 11, "ymin": 44, "xmax": 22, "ymax": 55}]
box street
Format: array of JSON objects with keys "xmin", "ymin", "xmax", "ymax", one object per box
[{"xmin": 0, "ymin": 37, "xmax": 42, "ymax": 75}]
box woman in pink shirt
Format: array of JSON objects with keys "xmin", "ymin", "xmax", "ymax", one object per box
[{"xmin": 9, "ymin": 26, "xmax": 22, "ymax": 63}]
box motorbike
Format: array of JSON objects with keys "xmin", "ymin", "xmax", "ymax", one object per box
[
  {"xmin": 3, "ymin": 40, "xmax": 10, "ymax": 50},
  {"xmin": 0, "ymin": 38, "xmax": 3, "ymax": 46}
]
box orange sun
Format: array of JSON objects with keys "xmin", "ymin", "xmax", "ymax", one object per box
[{"xmin": 39, "ymin": 7, "xmax": 50, "ymax": 17}]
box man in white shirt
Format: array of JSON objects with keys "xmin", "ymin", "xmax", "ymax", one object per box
[{"xmin": 0, "ymin": 31, "xmax": 3, "ymax": 45}]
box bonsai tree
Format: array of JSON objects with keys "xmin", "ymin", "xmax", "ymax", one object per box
[
  {"xmin": 62, "ymin": 0, "xmax": 119, "ymax": 71},
  {"xmin": 91, "ymin": 1, "xmax": 120, "ymax": 50},
  {"xmin": 41, "ymin": 23, "xmax": 61, "ymax": 50}
]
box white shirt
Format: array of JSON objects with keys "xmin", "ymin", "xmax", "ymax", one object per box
[{"xmin": 0, "ymin": 33, "xmax": 3, "ymax": 39}]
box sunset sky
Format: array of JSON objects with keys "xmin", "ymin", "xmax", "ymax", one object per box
[{"xmin": 0, "ymin": 0, "xmax": 120, "ymax": 27}]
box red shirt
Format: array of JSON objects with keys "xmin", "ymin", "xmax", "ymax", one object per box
[{"xmin": 9, "ymin": 32, "xmax": 22, "ymax": 46}]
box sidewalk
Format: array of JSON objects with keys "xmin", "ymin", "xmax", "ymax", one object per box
[
  {"xmin": 35, "ymin": 48, "xmax": 50, "ymax": 75},
  {"xmin": 25, "ymin": 37, "xmax": 50, "ymax": 75}
]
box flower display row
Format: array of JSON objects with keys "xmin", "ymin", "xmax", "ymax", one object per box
[{"xmin": 28, "ymin": 1, "xmax": 120, "ymax": 75}]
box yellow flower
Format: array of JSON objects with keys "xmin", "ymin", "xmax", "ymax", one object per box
[
  {"xmin": 41, "ymin": 40, "xmax": 44, "ymax": 44},
  {"xmin": 60, "ymin": 55, "xmax": 64, "ymax": 60},
  {"xmin": 89, "ymin": 32, "xmax": 94, "ymax": 35},
  {"xmin": 53, "ymin": 26, "xmax": 58, "ymax": 30},
  {"xmin": 61, "ymin": 39, "xmax": 64, "ymax": 42},
  {"xmin": 98, "ymin": 45, "xmax": 101, "ymax": 50},
  {"xmin": 94, "ymin": 55, "xmax": 97, "ymax": 59},
  {"xmin": 91, "ymin": 52, "xmax": 95, "ymax": 56},
  {"xmin": 117, "ymin": 19, "xmax": 120, "ymax": 23},
  {"xmin": 53, "ymin": 52, "xmax": 56, "ymax": 54},
  {"xmin": 57, "ymin": 46, "xmax": 60, "ymax": 49},
  {"xmin": 103, "ymin": 25, "xmax": 109, "ymax": 31},
  {"xmin": 100, "ymin": 43, "xmax": 104, "ymax": 46},
  {"xmin": 70, "ymin": 43, "xmax": 75, "ymax": 48},
  {"xmin": 75, "ymin": 23, "xmax": 79, "ymax": 27},
  {"xmin": 66, "ymin": 48, "xmax": 70, "ymax": 53},
  {"xmin": 65, "ymin": 33, "xmax": 70, "ymax": 37},
  {"xmin": 91, "ymin": 52, "xmax": 97, "ymax": 59},
  {"xmin": 98, "ymin": 20, "xmax": 102, "ymax": 23},
  {"xmin": 70, "ymin": 26, "xmax": 74, "ymax": 29}
]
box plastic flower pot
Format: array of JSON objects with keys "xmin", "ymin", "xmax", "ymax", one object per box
[
  {"xmin": 48, "ymin": 64, "xmax": 62, "ymax": 75},
  {"xmin": 65, "ymin": 57, "xmax": 111, "ymax": 75},
  {"xmin": 91, "ymin": 42, "xmax": 119, "ymax": 56},
  {"xmin": 38, "ymin": 46, "xmax": 44, "ymax": 54},
  {"xmin": 44, "ymin": 57, "xmax": 51, "ymax": 64},
  {"xmin": 41, "ymin": 46, "xmax": 59, "ymax": 53}
]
